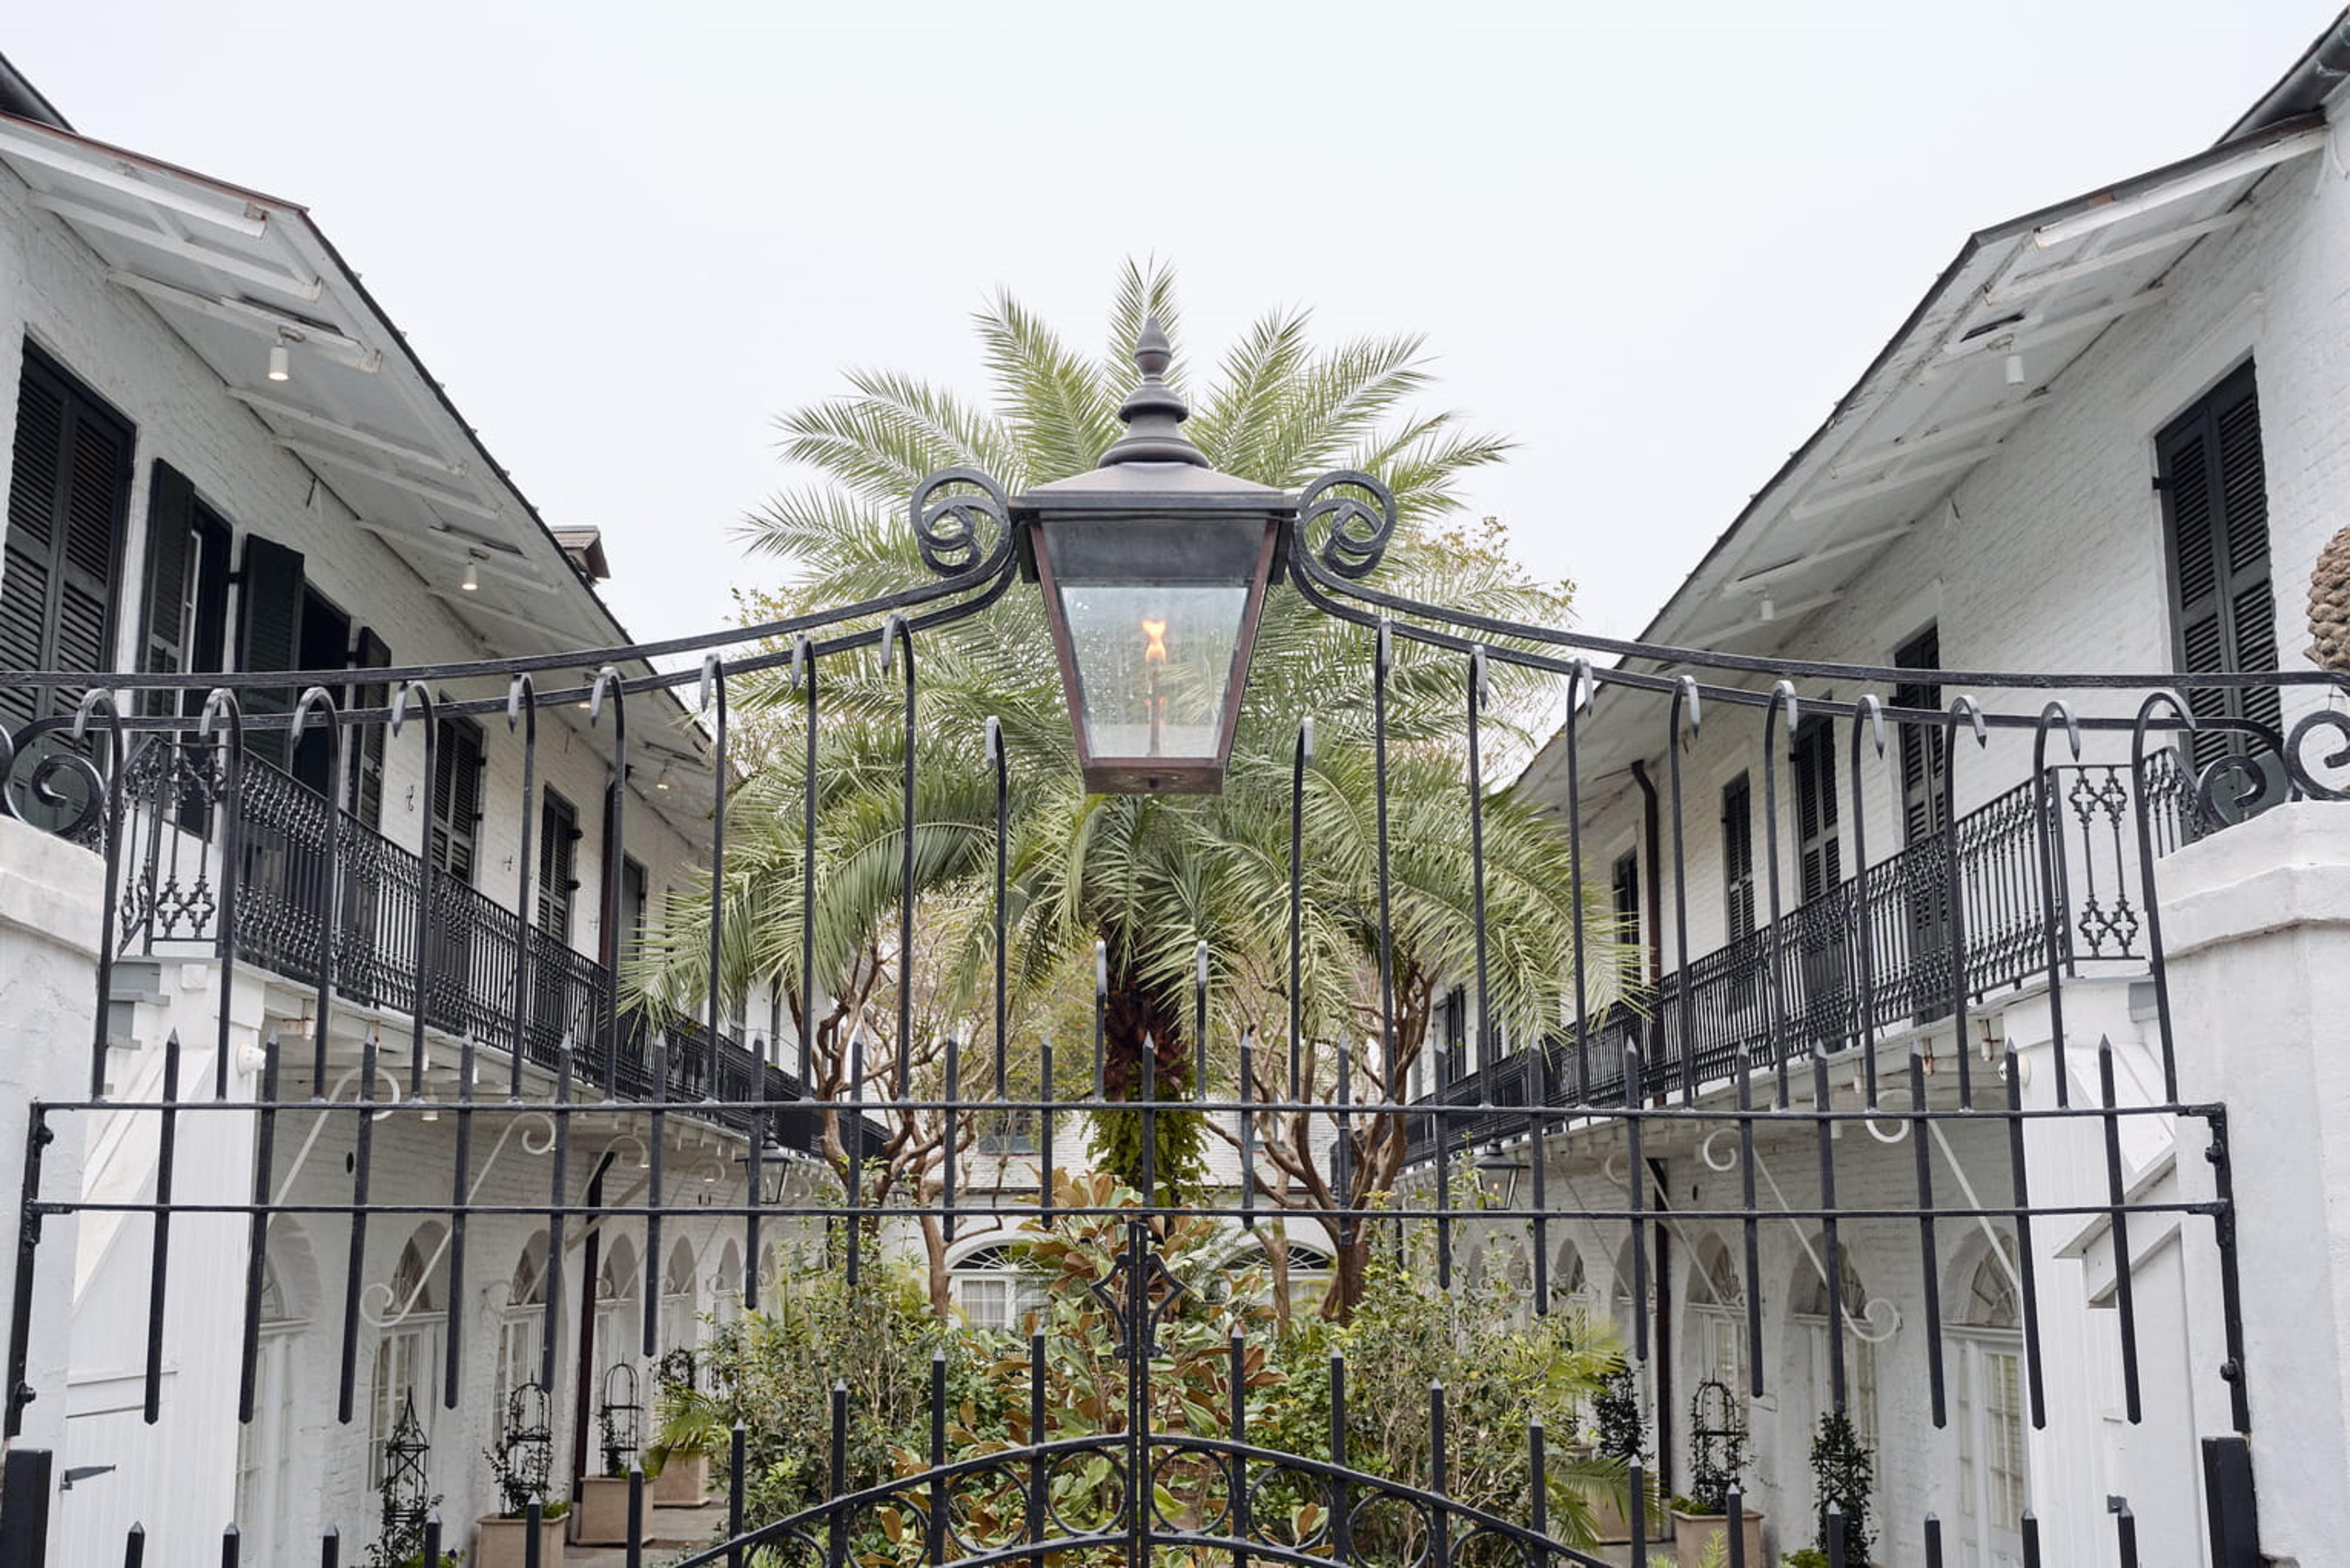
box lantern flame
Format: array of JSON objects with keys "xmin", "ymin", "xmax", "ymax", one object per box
[{"xmin": 1141, "ymin": 618, "xmax": 1169, "ymax": 664}]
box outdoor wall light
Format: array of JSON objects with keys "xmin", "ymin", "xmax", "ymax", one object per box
[{"xmin": 909, "ymin": 319, "xmax": 1395, "ymax": 796}]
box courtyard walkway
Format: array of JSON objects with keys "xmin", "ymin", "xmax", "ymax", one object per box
[{"xmin": 563, "ymin": 1498, "xmax": 730, "ymax": 1566}]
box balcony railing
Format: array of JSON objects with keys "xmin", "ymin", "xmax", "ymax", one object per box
[
  {"xmin": 1407, "ymin": 761, "xmax": 2191, "ymax": 1159},
  {"xmin": 111, "ymin": 734, "xmax": 814, "ymax": 1140}
]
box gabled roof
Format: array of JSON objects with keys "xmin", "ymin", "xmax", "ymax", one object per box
[
  {"xmin": 1516, "ymin": 11, "xmax": 2350, "ymax": 801},
  {"xmin": 0, "ymin": 97, "xmax": 722, "ymax": 811}
]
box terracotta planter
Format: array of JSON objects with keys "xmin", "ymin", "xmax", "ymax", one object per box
[
  {"xmin": 653, "ymin": 1451, "xmax": 711, "ymax": 1507},
  {"xmin": 572, "ymin": 1476, "xmax": 650, "ymax": 1546},
  {"xmin": 474, "ymin": 1514, "xmax": 566, "ymax": 1568},
  {"xmin": 1670, "ymin": 1507, "xmax": 1762, "ymax": 1568}
]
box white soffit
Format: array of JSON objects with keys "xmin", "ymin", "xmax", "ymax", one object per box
[
  {"xmin": 0, "ymin": 113, "xmax": 721, "ymax": 823},
  {"xmin": 0, "ymin": 115, "xmax": 621, "ymax": 655},
  {"xmin": 1653, "ymin": 117, "xmax": 2327, "ymax": 651}
]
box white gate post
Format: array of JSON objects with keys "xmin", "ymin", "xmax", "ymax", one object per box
[{"xmin": 2158, "ymin": 800, "xmax": 2350, "ymax": 1566}]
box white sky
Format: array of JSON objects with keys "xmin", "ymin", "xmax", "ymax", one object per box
[{"xmin": 6, "ymin": 2, "xmax": 2338, "ymax": 648}]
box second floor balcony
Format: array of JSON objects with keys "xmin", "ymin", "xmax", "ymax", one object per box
[
  {"xmin": 1407, "ymin": 757, "xmax": 2205, "ymax": 1160},
  {"xmin": 110, "ymin": 734, "xmax": 814, "ymax": 1141}
]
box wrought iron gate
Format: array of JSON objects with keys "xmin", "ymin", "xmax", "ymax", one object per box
[{"xmin": 1, "ymin": 379, "xmax": 2344, "ymax": 1568}]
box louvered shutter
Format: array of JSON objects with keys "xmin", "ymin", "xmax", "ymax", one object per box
[
  {"xmin": 1792, "ymin": 719, "xmax": 1841, "ymax": 903},
  {"xmin": 538, "ymin": 790, "xmax": 578, "ymax": 940},
  {"xmin": 431, "ymin": 718, "xmax": 483, "ymax": 885},
  {"xmin": 1720, "ymin": 773, "xmax": 1755, "ymax": 939},
  {"xmin": 348, "ymin": 628, "xmax": 392, "ymax": 828},
  {"xmin": 237, "ymin": 535, "xmax": 306, "ymax": 771},
  {"xmin": 1892, "ymin": 626, "xmax": 1945, "ymax": 847},
  {"xmin": 2158, "ymin": 364, "xmax": 2278, "ymax": 772},
  {"xmin": 2, "ymin": 351, "xmax": 131, "ymax": 730}
]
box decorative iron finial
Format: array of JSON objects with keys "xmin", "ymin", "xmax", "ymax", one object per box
[{"xmin": 1100, "ymin": 315, "xmax": 1208, "ymax": 468}]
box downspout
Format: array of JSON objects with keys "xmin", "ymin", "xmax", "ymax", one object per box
[{"xmin": 570, "ymin": 1148, "xmax": 619, "ymax": 1493}]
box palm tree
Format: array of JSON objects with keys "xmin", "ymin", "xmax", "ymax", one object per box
[{"xmin": 635, "ymin": 261, "xmax": 1634, "ymax": 1316}]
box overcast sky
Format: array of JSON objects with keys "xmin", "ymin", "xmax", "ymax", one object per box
[{"xmin": 7, "ymin": 2, "xmax": 2338, "ymax": 649}]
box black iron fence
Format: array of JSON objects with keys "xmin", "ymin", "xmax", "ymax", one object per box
[{"xmin": 0, "ymin": 447, "xmax": 2341, "ymax": 1568}]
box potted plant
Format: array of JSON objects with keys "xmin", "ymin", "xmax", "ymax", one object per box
[
  {"xmin": 1809, "ymin": 1410, "xmax": 1874, "ymax": 1566},
  {"xmin": 572, "ymin": 1369, "xmax": 650, "ymax": 1546},
  {"xmin": 648, "ymin": 1347, "xmax": 712, "ymax": 1507},
  {"xmin": 1670, "ymin": 1380, "xmax": 1763, "ymax": 1568},
  {"xmin": 473, "ymin": 1386, "xmax": 568, "ymax": 1568},
  {"xmin": 1585, "ymin": 1358, "xmax": 1647, "ymax": 1544}
]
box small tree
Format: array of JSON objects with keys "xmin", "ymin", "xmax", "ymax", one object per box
[{"xmin": 1811, "ymin": 1409, "xmax": 1874, "ymax": 1563}]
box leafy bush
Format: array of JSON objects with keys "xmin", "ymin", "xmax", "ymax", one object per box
[{"xmin": 685, "ymin": 1176, "xmax": 1629, "ymax": 1561}]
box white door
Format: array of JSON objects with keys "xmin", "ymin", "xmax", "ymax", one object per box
[{"xmin": 1953, "ymin": 1333, "xmax": 2029, "ymax": 1568}]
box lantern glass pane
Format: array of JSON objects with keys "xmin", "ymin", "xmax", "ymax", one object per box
[{"xmin": 1040, "ymin": 518, "xmax": 1265, "ymax": 764}]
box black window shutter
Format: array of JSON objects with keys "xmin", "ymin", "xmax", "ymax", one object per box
[
  {"xmin": 431, "ymin": 718, "xmax": 484, "ymax": 886},
  {"xmin": 1721, "ymin": 773, "xmax": 1755, "ymax": 940},
  {"xmin": 236, "ymin": 534, "xmax": 307, "ymax": 771},
  {"xmin": 2, "ymin": 350, "xmax": 132, "ymax": 730},
  {"xmin": 1892, "ymin": 626, "xmax": 1945, "ymax": 847},
  {"xmin": 139, "ymin": 461, "xmax": 196, "ymax": 714},
  {"xmin": 348, "ymin": 628, "xmax": 393, "ymax": 827},
  {"xmin": 2157, "ymin": 363, "xmax": 2277, "ymax": 771},
  {"xmin": 1792, "ymin": 718, "xmax": 1842, "ymax": 903},
  {"xmin": 539, "ymin": 789, "xmax": 579, "ymax": 941}
]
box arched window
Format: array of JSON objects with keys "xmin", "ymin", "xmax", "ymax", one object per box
[
  {"xmin": 493, "ymin": 1232, "xmax": 553, "ymax": 1444},
  {"xmin": 370, "ymin": 1226, "xmax": 447, "ymax": 1499},
  {"xmin": 660, "ymin": 1238, "xmax": 700, "ymax": 1362},
  {"xmin": 1948, "ymin": 1234, "xmax": 2028, "ymax": 1562},
  {"xmin": 715, "ymin": 1241, "xmax": 744, "ymax": 1325},
  {"xmin": 1224, "ymin": 1234, "xmax": 1335, "ymax": 1315},
  {"xmin": 236, "ymin": 1253, "xmax": 305, "ymax": 1565},
  {"xmin": 950, "ymin": 1242, "xmax": 1043, "ymax": 1332},
  {"xmin": 1791, "ymin": 1244, "xmax": 1880, "ymax": 1446},
  {"xmin": 1553, "ymin": 1243, "xmax": 1592, "ymax": 1310},
  {"xmin": 1688, "ymin": 1234, "xmax": 1748, "ymax": 1417}
]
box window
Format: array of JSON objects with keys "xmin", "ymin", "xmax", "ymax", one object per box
[
  {"xmin": 492, "ymin": 1233, "xmax": 551, "ymax": 1439},
  {"xmin": 287, "ymin": 585, "xmax": 351, "ymax": 799},
  {"xmin": 539, "ymin": 789, "xmax": 580, "ymax": 942},
  {"xmin": 1790, "ymin": 718, "xmax": 1841, "ymax": 904},
  {"xmin": 2, "ymin": 348, "xmax": 133, "ymax": 818},
  {"xmin": 1438, "ymin": 984, "xmax": 1469, "ymax": 1081},
  {"xmin": 1611, "ymin": 852, "xmax": 1642, "ymax": 963},
  {"xmin": 659, "ymin": 1238, "xmax": 699, "ymax": 1361},
  {"xmin": 234, "ymin": 533, "xmax": 306, "ymax": 774},
  {"xmin": 346, "ymin": 628, "xmax": 392, "ymax": 829},
  {"xmin": 1951, "ymin": 1241, "xmax": 2028, "ymax": 1563},
  {"xmin": 1689, "ymin": 1235, "xmax": 1749, "ymax": 1418},
  {"xmin": 429, "ymin": 718, "xmax": 484, "ymax": 885},
  {"xmin": 137, "ymin": 462, "xmax": 231, "ymax": 718},
  {"xmin": 1721, "ymin": 773, "xmax": 1755, "ymax": 944},
  {"xmin": 1792, "ymin": 1247, "xmax": 1879, "ymax": 1447},
  {"xmin": 1894, "ymin": 626, "xmax": 1953, "ymax": 1022},
  {"xmin": 952, "ymin": 1242, "xmax": 1044, "ymax": 1332},
  {"xmin": 368, "ymin": 1229, "xmax": 445, "ymax": 1493},
  {"xmin": 2157, "ymin": 362, "xmax": 2278, "ymax": 778}
]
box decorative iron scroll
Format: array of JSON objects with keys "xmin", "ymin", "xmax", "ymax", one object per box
[
  {"xmin": 1295, "ymin": 468, "xmax": 1398, "ymax": 581},
  {"xmin": 908, "ymin": 467, "xmax": 1012, "ymax": 578}
]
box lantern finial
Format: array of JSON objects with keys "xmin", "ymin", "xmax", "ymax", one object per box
[{"xmin": 1101, "ymin": 316, "xmax": 1208, "ymax": 468}]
